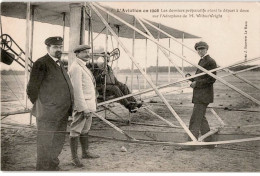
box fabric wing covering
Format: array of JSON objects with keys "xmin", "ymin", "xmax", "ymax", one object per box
[{"xmin": 1, "ymin": 2, "xmax": 199, "ymax": 39}]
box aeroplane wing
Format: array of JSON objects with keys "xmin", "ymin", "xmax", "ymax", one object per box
[{"xmin": 1, "ymin": 2, "xmax": 199, "ymax": 39}]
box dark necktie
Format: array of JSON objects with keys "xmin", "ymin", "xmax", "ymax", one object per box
[
  {"xmin": 57, "ymin": 60, "xmax": 66, "ymax": 73},
  {"xmin": 56, "ymin": 60, "xmax": 61, "ymax": 66},
  {"xmin": 57, "ymin": 59, "xmax": 74, "ymax": 103},
  {"xmin": 198, "ymin": 58, "xmax": 203, "ymax": 65}
]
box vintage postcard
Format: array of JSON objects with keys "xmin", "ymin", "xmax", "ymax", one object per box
[{"xmin": 1, "ymin": 1, "xmax": 259, "ymax": 172}]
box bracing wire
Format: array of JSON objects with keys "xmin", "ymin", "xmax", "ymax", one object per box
[
  {"xmin": 110, "ymin": 31, "xmax": 114, "ymax": 49},
  {"xmin": 10, "ymin": 69, "xmax": 24, "ymax": 92},
  {"xmin": 93, "ymin": 26, "xmax": 106, "ymax": 41},
  {"xmin": 0, "ymin": 12, "xmax": 3, "ymax": 36},
  {"xmin": 1, "ymin": 76, "xmax": 26, "ymax": 108},
  {"xmin": 110, "ymin": 31, "xmax": 115, "ymax": 68},
  {"xmin": 0, "ymin": 14, "xmax": 26, "ymax": 109}
]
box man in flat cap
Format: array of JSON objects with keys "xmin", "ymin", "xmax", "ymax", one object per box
[
  {"xmin": 184, "ymin": 41, "xmax": 217, "ymax": 150},
  {"xmin": 27, "ymin": 36, "xmax": 74, "ymax": 170},
  {"xmin": 68, "ymin": 44, "xmax": 100, "ymax": 167}
]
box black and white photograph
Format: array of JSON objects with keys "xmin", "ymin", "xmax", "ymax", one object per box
[{"xmin": 1, "ymin": 1, "xmax": 259, "ymax": 172}]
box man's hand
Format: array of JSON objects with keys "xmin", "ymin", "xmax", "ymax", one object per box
[
  {"xmin": 186, "ymin": 73, "xmax": 195, "ymax": 82},
  {"xmin": 185, "ymin": 73, "xmax": 191, "ymax": 77},
  {"xmin": 83, "ymin": 110, "xmax": 90, "ymax": 118},
  {"xmin": 102, "ymin": 69, "xmax": 108, "ymax": 75},
  {"xmin": 190, "ymin": 81, "xmax": 196, "ymax": 88}
]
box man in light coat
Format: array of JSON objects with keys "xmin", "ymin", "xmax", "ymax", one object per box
[
  {"xmin": 68, "ymin": 45, "xmax": 100, "ymax": 167},
  {"xmin": 27, "ymin": 37, "xmax": 74, "ymax": 171}
]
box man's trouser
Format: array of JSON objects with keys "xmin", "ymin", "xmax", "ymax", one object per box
[
  {"xmin": 105, "ymin": 82, "xmax": 136, "ymax": 108},
  {"xmin": 188, "ymin": 103, "xmax": 212, "ymax": 142},
  {"xmin": 36, "ymin": 116, "xmax": 68, "ymax": 171},
  {"xmin": 70, "ymin": 111, "xmax": 92, "ymax": 137}
]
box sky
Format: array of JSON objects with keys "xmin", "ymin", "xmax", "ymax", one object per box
[{"xmin": 1, "ymin": 1, "xmax": 260, "ymax": 71}]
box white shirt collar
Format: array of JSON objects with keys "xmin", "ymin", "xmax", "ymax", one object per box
[
  {"xmin": 48, "ymin": 53, "xmax": 59, "ymax": 63},
  {"xmin": 201, "ymin": 54, "xmax": 209, "ymax": 59}
]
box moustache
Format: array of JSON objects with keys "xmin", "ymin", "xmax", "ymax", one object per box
[{"xmin": 55, "ymin": 51, "xmax": 62, "ymax": 58}]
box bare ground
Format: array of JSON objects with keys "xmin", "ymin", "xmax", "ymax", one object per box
[{"xmin": 1, "ymin": 72, "xmax": 260, "ymax": 172}]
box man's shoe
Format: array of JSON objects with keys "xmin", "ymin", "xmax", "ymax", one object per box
[
  {"xmin": 48, "ymin": 165, "xmax": 62, "ymax": 171},
  {"xmin": 54, "ymin": 166, "xmax": 61, "ymax": 171},
  {"xmin": 72, "ymin": 158, "xmax": 84, "ymax": 167},
  {"xmin": 82, "ymin": 151, "xmax": 100, "ymax": 159},
  {"xmin": 136, "ymin": 101, "xmax": 143, "ymax": 108},
  {"xmin": 70, "ymin": 137, "xmax": 84, "ymax": 168},
  {"xmin": 130, "ymin": 107, "xmax": 138, "ymax": 113},
  {"xmin": 127, "ymin": 103, "xmax": 138, "ymax": 113},
  {"xmin": 80, "ymin": 134, "xmax": 100, "ymax": 159}
]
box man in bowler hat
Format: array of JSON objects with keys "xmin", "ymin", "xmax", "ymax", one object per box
[{"xmin": 27, "ymin": 36, "xmax": 74, "ymax": 170}]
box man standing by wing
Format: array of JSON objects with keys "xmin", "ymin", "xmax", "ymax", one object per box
[
  {"xmin": 182, "ymin": 41, "xmax": 217, "ymax": 150},
  {"xmin": 27, "ymin": 37, "xmax": 74, "ymax": 170},
  {"xmin": 68, "ymin": 45, "xmax": 100, "ymax": 167}
]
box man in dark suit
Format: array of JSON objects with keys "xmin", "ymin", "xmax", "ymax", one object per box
[
  {"xmin": 27, "ymin": 37, "xmax": 74, "ymax": 171},
  {"xmin": 185, "ymin": 41, "xmax": 217, "ymax": 150}
]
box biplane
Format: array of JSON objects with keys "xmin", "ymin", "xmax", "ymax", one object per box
[{"xmin": 1, "ymin": 2, "xmax": 260, "ymax": 148}]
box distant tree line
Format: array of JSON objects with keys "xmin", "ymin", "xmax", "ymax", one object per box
[
  {"xmin": 1, "ymin": 70, "xmax": 25, "ymax": 75},
  {"xmin": 119, "ymin": 66, "xmax": 197, "ymax": 73},
  {"xmin": 228, "ymin": 65, "xmax": 260, "ymax": 72},
  {"xmin": 118, "ymin": 65, "xmax": 260, "ymax": 73},
  {"xmin": 1, "ymin": 65, "xmax": 259, "ymax": 75}
]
